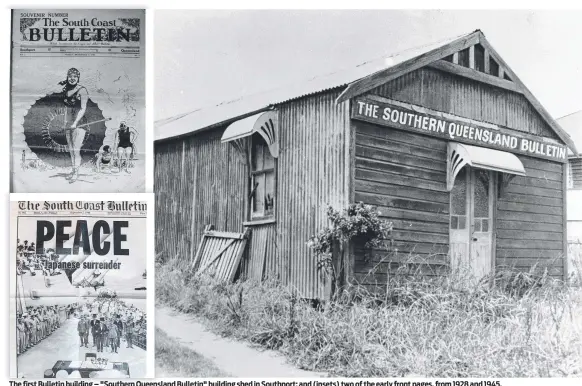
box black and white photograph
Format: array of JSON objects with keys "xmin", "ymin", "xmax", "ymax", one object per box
[
  {"xmin": 9, "ymin": 198, "xmax": 151, "ymax": 378},
  {"xmin": 11, "ymin": 9, "xmax": 145, "ymax": 192},
  {"xmin": 154, "ymin": 10, "xmax": 582, "ymax": 378}
]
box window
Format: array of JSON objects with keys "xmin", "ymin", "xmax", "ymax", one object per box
[
  {"xmin": 450, "ymin": 166, "xmax": 467, "ymax": 230},
  {"xmin": 474, "ymin": 44, "xmax": 485, "ymax": 73},
  {"xmin": 489, "ymin": 58, "xmax": 500, "ymax": 77},
  {"xmin": 250, "ymin": 133, "xmax": 276, "ymax": 220},
  {"xmin": 458, "ymin": 48, "xmax": 470, "ymax": 68}
]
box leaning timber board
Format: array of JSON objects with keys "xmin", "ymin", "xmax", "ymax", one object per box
[{"xmin": 192, "ymin": 226, "xmax": 249, "ymax": 282}]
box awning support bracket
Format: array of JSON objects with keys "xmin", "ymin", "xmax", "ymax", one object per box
[
  {"xmin": 229, "ymin": 138, "xmax": 248, "ymax": 164},
  {"xmin": 256, "ymin": 115, "xmax": 278, "ymax": 158},
  {"xmin": 221, "ymin": 110, "xmax": 279, "ymax": 159},
  {"xmin": 446, "ymin": 142, "xmax": 526, "ymax": 191},
  {"xmin": 446, "ymin": 144, "xmax": 469, "ymax": 191}
]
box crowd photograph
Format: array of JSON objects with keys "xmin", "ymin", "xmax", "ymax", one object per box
[
  {"xmin": 16, "ymin": 305, "xmax": 62, "ymax": 355},
  {"xmin": 17, "ymin": 239, "xmax": 65, "ymax": 286},
  {"xmin": 15, "ymin": 295, "xmax": 148, "ymax": 378},
  {"xmin": 14, "ymin": 224, "xmax": 149, "ymax": 378},
  {"xmin": 75, "ymin": 297, "xmax": 147, "ymax": 352}
]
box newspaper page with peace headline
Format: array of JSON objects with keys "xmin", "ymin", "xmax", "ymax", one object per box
[
  {"xmin": 9, "ymin": 198, "xmax": 153, "ymax": 379},
  {"xmin": 11, "ymin": 9, "xmax": 145, "ymax": 192}
]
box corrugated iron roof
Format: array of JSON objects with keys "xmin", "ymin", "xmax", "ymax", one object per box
[
  {"xmin": 557, "ymin": 110, "xmax": 582, "ymax": 157},
  {"xmin": 155, "ymin": 32, "xmax": 470, "ymax": 142}
]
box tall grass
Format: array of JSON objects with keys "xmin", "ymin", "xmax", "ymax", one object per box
[
  {"xmin": 568, "ymin": 241, "xmax": 582, "ymax": 286},
  {"xmin": 156, "ymin": 256, "xmax": 582, "ymax": 377}
]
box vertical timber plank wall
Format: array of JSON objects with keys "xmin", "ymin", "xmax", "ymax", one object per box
[
  {"xmin": 277, "ymin": 90, "xmax": 351, "ymax": 299},
  {"xmin": 243, "ymin": 223, "xmax": 276, "ymax": 281},
  {"xmin": 372, "ymin": 67, "xmax": 560, "ymax": 140},
  {"xmin": 155, "ymin": 141, "xmax": 185, "ymax": 261},
  {"xmin": 353, "ymin": 121, "xmax": 450, "ymax": 288},
  {"xmin": 496, "ymin": 157, "xmax": 565, "ymax": 278},
  {"xmin": 187, "ymin": 130, "xmax": 248, "ymax": 261},
  {"xmin": 154, "ymin": 129, "xmax": 248, "ymax": 263}
]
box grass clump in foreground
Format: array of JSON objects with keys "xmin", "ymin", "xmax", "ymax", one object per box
[
  {"xmin": 155, "ymin": 327, "xmax": 228, "ymax": 377},
  {"xmin": 155, "ymin": 254, "xmax": 582, "ymax": 378}
]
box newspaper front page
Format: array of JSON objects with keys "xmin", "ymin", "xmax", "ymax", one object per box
[
  {"xmin": 11, "ymin": 9, "xmax": 145, "ymax": 192},
  {"xmin": 9, "ymin": 199, "xmax": 151, "ymax": 379}
]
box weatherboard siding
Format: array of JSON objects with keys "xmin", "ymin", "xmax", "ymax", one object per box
[
  {"xmin": 353, "ymin": 120, "xmax": 566, "ymax": 282},
  {"xmin": 496, "ymin": 156, "xmax": 565, "ymax": 278},
  {"xmin": 353, "ymin": 120, "xmax": 450, "ymax": 287}
]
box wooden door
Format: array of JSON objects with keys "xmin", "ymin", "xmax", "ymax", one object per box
[
  {"xmin": 469, "ymin": 169, "xmax": 494, "ymax": 279},
  {"xmin": 449, "ymin": 167, "xmax": 495, "ymax": 281}
]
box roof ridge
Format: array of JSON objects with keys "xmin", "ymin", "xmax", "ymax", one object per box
[
  {"xmin": 354, "ymin": 31, "xmax": 471, "ymax": 67},
  {"xmin": 556, "ymin": 109, "xmax": 582, "ymax": 121}
]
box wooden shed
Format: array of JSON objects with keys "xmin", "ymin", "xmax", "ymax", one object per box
[{"xmin": 155, "ymin": 30, "xmax": 576, "ymax": 298}]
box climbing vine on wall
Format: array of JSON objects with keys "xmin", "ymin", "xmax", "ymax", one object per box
[{"xmin": 307, "ymin": 202, "xmax": 393, "ymax": 273}]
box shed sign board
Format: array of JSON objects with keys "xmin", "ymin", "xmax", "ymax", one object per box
[{"xmin": 352, "ymin": 96, "xmax": 567, "ymax": 162}]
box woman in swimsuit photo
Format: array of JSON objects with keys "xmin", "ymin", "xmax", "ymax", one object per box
[{"xmin": 61, "ymin": 68, "xmax": 88, "ymax": 183}]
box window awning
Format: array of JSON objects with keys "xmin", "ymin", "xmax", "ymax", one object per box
[
  {"xmin": 221, "ymin": 110, "xmax": 278, "ymax": 158},
  {"xmin": 447, "ymin": 142, "xmax": 526, "ymax": 191}
]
